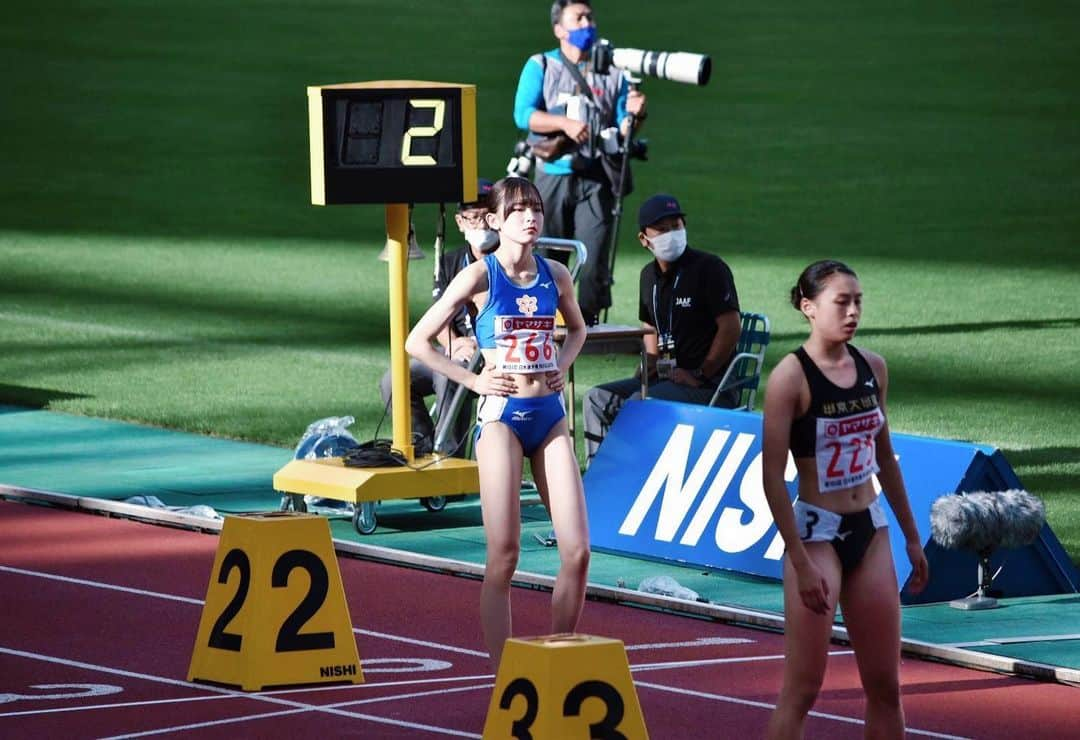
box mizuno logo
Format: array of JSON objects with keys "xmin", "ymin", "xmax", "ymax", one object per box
[
  {"xmin": 539, "ymin": 281, "xmax": 552, "ymax": 289},
  {"xmin": 865, "ymin": 378, "xmax": 875, "ymax": 388},
  {"xmin": 835, "ymin": 530, "xmax": 853, "ymax": 541},
  {"xmin": 511, "ymin": 410, "xmax": 532, "ymax": 422}
]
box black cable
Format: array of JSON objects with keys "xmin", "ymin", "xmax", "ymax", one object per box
[
  {"xmin": 351, "ymin": 386, "xmax": 472, "ymax": 470},
  {"xmin": 342, "ymin": 438, "xmax": 409, "ymax": 468}
]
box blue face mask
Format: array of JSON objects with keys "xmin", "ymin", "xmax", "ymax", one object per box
[{"xmin": 567, "ymin": 26, "xmax": 598, "ymax": 52}]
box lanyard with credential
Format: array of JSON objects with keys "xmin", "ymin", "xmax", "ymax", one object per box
[{"xmin": 651, "ymin": 272, "xmax": 681, "ymax": 353}]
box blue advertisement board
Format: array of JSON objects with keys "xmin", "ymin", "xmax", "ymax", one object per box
[{"xmin": 584, "ymin": 400, "xmax": 1078, "ymax": 603}]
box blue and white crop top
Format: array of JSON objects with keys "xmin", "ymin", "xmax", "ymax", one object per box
[
  {"xmin": 475, "ymin": 253, "xmax": 559, "ymax": 374},
  {"xmin": 790, "ymin": 344, "xmax": 885, "ymax": 493}
]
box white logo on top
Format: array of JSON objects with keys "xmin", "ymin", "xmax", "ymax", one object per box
[{"xmin": 516, "ymin": 294, "xmax": 538, "ymax": 316}]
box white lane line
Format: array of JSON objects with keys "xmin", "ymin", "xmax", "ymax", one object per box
[
  {"xmin": 633, "ymin": 681, "xmax": 971, "ymax": 740},
  {"xmin": 625, "ymin": 636, "xmax": 754, "ymax": 650},
  {"xmin": 102, "ymin": 683, "xmax": 489, "ymax": 740},
  {"xmin": 630, "ymin": 650, "xmax": 852, "ymax": 672},
  {"xmin": 0, "ymin": 646, "xmax": 483, "ymax": 738},
  {"xmin": 356, "ymin": 628, "xmax": 488, "ymax": 657},
  {"xmin": 946, "ymin": 633, "xmax": 1080, "ymax": 647},
  {"xmin": 0, "ymin": 566, "xmax": 204, "ymax": 605},
  {"xmin": 0, "ymin": 673, "xmax": 498, "ymax": 719},
  {"xmin": 0, "ymin": 692, "xmax": 244, "ymax": 719}
]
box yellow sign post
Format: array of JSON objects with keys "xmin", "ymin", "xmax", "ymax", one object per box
[
  {"xmin": 187, "ymin": 513, "xmax": 363, "ymax": 691},
  {"xmin": 483, "ymin": 634, "xmax": 649, "ymax": 740},
  {"xmin": 275, "ymin": 81, "xmax": 481, "ymax": 533}
]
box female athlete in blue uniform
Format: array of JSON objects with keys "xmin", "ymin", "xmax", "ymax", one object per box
[
  {"xmin": 406, "ymin": 177, "xmax": 589, "ymax": 668},
  {"xmin": 761, "ymin": 260, "xmax": 929, "ymax": 739}
]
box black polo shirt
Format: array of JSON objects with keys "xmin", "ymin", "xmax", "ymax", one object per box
[{"xmin": 637, "ymin": 246, "xmax": 740, "ymax": 375}]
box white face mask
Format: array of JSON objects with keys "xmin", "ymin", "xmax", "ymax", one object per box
[
  {"xmin": 464, "ymin": 228, "xmax": 499, "ymax": 254},
  {"xmin": 647, "ymin": 229, "xmax": 687, "ymax": 262}
]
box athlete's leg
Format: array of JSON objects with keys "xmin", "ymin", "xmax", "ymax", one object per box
[
  {"xmin": 767, "ymin": 543, "xmax": 843, "ymax": 740},
  {"xmin": 838, "ymin": 529, "xmax": 905, "ymax": 739},
  {"xmin": 476, "ymin": 422, "xmax": 525, "ymax": 669},
  {"xmin": 531, "ymin": 419, "xmax": 590, "ymax": 635}
]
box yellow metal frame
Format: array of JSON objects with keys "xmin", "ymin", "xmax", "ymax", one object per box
[
  {"xmin": 282, "ymin": 80, "xmax": 480, "ymax": 510},
  {"xmin": 274, "ymin": 455, "xmax": 479, "ymax": 504}
]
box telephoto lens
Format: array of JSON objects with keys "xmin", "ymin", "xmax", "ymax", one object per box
[
  {"xmin": 612, "ymin": 47, "xmax": 711, "ymax": 86},
  {"xmin": 592, "ymin": 39, "xmax": 711, "ymax": 86}
]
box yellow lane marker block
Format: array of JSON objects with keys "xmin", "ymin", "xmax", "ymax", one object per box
[
  {"xmin": 483, "ymin": 634, "xmax": 648, "ymax": 739},
  {"xmin": 187, "ymin": 513, "xmax": 363, "ymax": 691}
]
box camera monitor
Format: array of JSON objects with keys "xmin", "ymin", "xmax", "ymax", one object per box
[{"xmin": 308, "ymin": 81, "xmax": 477, "ymax": 205}]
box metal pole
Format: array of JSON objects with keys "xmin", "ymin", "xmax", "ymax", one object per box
[
  {"xmin": 602, "ymin": 108, "xmax": 638, "ymax": 325},
  {"xmin": 386, "ymin": 203, "xmax": 414, "ymax": 462}
]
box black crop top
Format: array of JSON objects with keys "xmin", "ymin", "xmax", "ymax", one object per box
[{"xmin": 789, "ymin": 345, "xmax": 886, "ymax": 493}]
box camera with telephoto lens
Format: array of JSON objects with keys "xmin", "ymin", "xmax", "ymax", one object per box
[
  {"xmin": 506, "ymin": 138, "xmax": 535, "ymax": 177},
  {"xmin": 591, "ymin": 39, "xmax": 712, "ymax": 86}
]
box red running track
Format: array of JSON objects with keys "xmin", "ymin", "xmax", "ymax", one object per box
[{"xmin": 0, "ymin": 499, "xmax": 1074, "ymax": 739}]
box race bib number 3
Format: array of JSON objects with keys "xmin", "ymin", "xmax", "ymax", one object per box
[
  {"xmin": 494, "ymin": 315, "xmax": 557, "ymax": 373},
  {"xmin": 816, "ymin": 409, "xmax": 884, "ymax": 492}
]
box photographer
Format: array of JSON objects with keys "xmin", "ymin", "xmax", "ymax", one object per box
[
  {"xmin": 512, "ymin": 0, "xmax": 646, "ymax": 326},
  {"xmin": 583, "ymin": 194, "xmax": 741, "ymax": 467}
]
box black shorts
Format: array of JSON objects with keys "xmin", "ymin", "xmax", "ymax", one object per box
[{"xmin": 794, "ymin": 499, "xmax": 888, "ymax": 574}]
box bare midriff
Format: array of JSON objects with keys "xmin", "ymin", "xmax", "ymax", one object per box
[{"xmin": 793, "ymin": 456, "xmax": 878, "ymax": 513}]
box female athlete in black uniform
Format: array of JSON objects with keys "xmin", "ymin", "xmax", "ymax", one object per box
[{"xmin": 762, "ymin": 260, "xmax": 929, "ymax": 739}]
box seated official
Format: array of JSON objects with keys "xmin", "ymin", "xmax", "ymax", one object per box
[
  {"xmin": 583, "ymin": 193, "xmax": 741, "ymax": 466},
  {"xmin": 379, "ymin": 179, "xmax": 497, "ymax": 456}
]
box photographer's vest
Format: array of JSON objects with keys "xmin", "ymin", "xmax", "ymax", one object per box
[{"xmin": 531, "ymin": 50, "xmax": 625, "ymax": 173}]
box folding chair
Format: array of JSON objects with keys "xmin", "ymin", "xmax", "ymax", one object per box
[
  {"xmin": 534, "ymin": 236, "xmax": 587, "ymax": 284},
  {"xmin": 708, "ymin": 311, "xmax": 771, "ymax": 411},
  {"xmin": 431, "ymin": 238, "xmax": 587, "ymax": 454}
]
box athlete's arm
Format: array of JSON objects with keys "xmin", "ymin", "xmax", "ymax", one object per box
[
  {"xmin": 552, "ymin": 260, "xmax": 586, "ymax": 372},
  {"xmin": 866, "ymin": 350, "xmax": 929, "ymax": 593},
  {"xmin": 762, "ymin": 356, "xmax": 830, "ymax": 614},
  {"xmin": 406, "ymin": 263, "xmax": 516, "ymax": 396}
]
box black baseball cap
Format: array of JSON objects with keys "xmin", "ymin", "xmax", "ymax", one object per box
[
  {"xmin": 459, "ymin": 178, "xmax": 494, "ymax": 210},
  {"xmin": 638, "ymin": 193, "xmax": 685, "ymax": 230}
]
